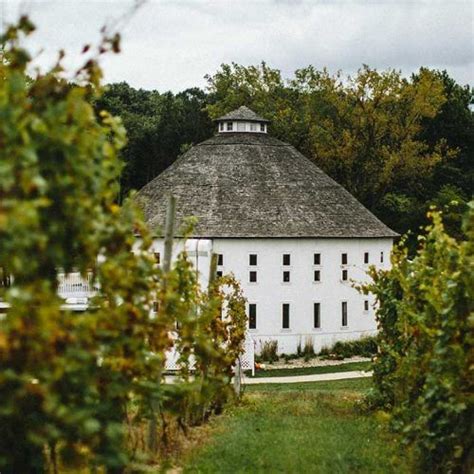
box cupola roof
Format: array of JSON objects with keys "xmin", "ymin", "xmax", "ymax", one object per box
[{"xmin": 216, "ymin": 106, "xmax": 270, "ymax": 123}]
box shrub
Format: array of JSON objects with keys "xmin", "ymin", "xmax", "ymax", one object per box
[
  {"xmin": 260, "ymin": 340, "xmax": 279, "ymax": 363},
  {"xmin": 318, "ymin": 336, "xmax": 378, "ymax": 359},
  {"xmin": 303, "ymin": 337, "xmax": 315, "ymax": 360},
  {"xmin": 363, "ymin": 205, "xmax": 474, "ymax": 472}
]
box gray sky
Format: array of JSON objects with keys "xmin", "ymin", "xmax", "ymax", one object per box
[{"xmin": 1, "ymin": 0, "xmax": 473, "ymax": 91}]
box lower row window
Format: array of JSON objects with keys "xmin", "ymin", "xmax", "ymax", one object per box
[
  {"xmin": 282, "ymin": 303, "xmax": 290, "ymax": 329},
  {"xmin": 247, "ymin": 302, "xmax": 351, "ymax": 330},
  {"xmin": 249, "ymin": 303, "xmax": 257, "ymax": 329}
]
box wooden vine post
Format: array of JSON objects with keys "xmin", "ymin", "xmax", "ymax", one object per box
[{"xmin": 147, "ymin": 194, "xmax": 176, "ymax": 453}]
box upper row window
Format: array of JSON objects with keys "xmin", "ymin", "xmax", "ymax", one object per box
[
  {"xmin": 226, "ymin": 122, "xmax": 233, "ymax": 131},
  {"xmin": 260, "ymin": 123, "xmax": 265, "ymax": 132},
  {"xmin": 283, "ymin": 254, "xmax": 291, "ymax": 266}
]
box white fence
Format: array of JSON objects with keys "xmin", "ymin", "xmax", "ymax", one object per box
[{"xmin": 164, "ymin": 337, "xmax": 255, "ymax": 376}]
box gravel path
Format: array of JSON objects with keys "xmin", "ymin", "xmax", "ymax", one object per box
[{"xmin": 243, "ymin": 370, "xmax": 372, "ymax": 385}]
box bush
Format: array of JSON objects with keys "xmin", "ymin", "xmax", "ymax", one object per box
[
  {"xmin": 303, "ymin": 337, "xmax": 315, "ymax": 361},
  {"xmin": 318, "ymin": 336, "xmax": 378, "ymax": 359},
  {"xmin": 260, "ymin": 340, "xmax": 279, "ymax": 363},
  {"xmin": 363, "ymin": 205, "xmax": 474, "ymax": 472}
]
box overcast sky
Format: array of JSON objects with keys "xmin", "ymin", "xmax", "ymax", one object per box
[{"xmin": 1, "ymin": 0, "xmax": 473, "ymax": 92}]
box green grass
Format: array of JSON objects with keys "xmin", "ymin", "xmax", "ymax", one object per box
[
  {"xmin": 251, "ymin": 360, "xmax": 371, "ymax": 378},
  {"xmin": 182, "ymin": 378, "xmax": 410, "ymax": 473}
]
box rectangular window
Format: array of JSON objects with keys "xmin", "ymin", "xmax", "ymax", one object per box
[
  {"xmin": 314, "ymin": 253, "xmax": 321, "ymax": 265},
  {"xmin": 283, "ymin": 271, "xmax": 290, "ymax": 282},
  {"xmin": 237, "ymin": 122, "xmax": 246, "ymax": 131},
  {"xmin": 153, "ymin": 252, "xmax": 161, "ymax": 264},
  {"xmin": 380, "ymin": 251, "xmax": 384, "ymax": 263},
  {"xmin": 216, "ymin": 270, "xmax": 223, "ymax": 278},
  {"xmin": 342, "ymin": 253, "xmax": 348, "ymax": 265},
  {"xmin": 219, "ymin": 122, "xmax": 224, "ymax": 131},
  {"xmin": 342, "ymin": 302, "xmax": 348, "ymax": 327},
  {"xmin": 226, "ymin": 122, "xmax": 233, "ymax": 131},
  {"xmin": 364, "ymin": 300, "xmax": 369, "ymax": 312},
  {"xmin": 217, "ymin": 254, "xmax": 223, "ymax": 266},
  {"xmin": 314, "ymin": 303, "xmax": 321, "ymax": 329},
  {"xmin": 249, "ymin": 271, "xmax": 257, "ymax": 283},
  {"xmin": 342, "ymin": 269, "xmax": 348, "ymax": 281},
  {"xmin": 314, "ymin": 270, "xmax": 321, "ymax": 282},
  {"xmin": 260, "ymin": 123, "xmax": 265, "ymax": 132},
  {"xmin": 282, "ymin": 303, "xmax": 290, "ymax": 329},
  {"xmin": 249, "ymin": 254, "xmax": 257, "ymax": 266},
  {"xmin": 249, "ymin": 304, "xmax": 257, "ymax": 329},
  {"xmin": 283, "ymin": 254, "xmax": 291, "ymax": 266},
  {"xmin": 364, "ymin": 252, "xmax": 369, "ymax": 264},
  {"xmin": 250, "ymin": 123, "xmax": 257, "ymax": 131}
]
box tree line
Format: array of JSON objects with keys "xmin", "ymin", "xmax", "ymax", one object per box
[{"xmin": 98, "ymin": 63, "xmax": 473, "ymax": 249}]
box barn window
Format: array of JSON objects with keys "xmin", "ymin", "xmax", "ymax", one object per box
[
  {"xmin": 314, "ymin": 253, "xmax": 321, "ymax": 265},
  {"xmin": 341, "ymin": 253, "xmax": 348, "ymax": 265},
  {"xmin": 364, "ymin": 300, "xmax": 369, "ymax": 312},
  {"xmin": 283, "ymin": 254, "xmax": 291, "ymax": 266},
  {"xmin": 314, "ymin": 303, "xmax": 321, "ymax": 329},
  {"xmin": 314, "ymin": 270, "xmax": 321, "ymax": 282},
  {"xmin": 216, "ymin": 270, "xmax": 223, "ymax": 278},
  {"xmin": 364, "ymin": 252, "xmax": 369, "ymax": 264},
  {"xmin": 249, "ymin": 254, "xmax": 257, "ymax": 266},
  {"xmin": 219, "ymin": 122, "xmax": 224, "ymax": 131},
  {"xmin": 249, "ymin": 304, "xmax": 257, "ymax": 329},
  {"xmin": 283, "ymin": 271, "xmax": 290, "ymax": 283},
  {"xmin": 260, "ymin": 122, "xmax": 265, "ymax": 132},
  {"xmin": 342, "ymin": 269, "xmax": 348, "ymax": 281},
  {"xmin": 153, "ymin": 252, "xmax": 161, "ymax": 264},
  {"xmin": 249, "ymin": 271, "xmax": 257, "ymax": 283},
  {"xmin": 282, "ymin": 303, "xmax": 290, "ymax": 329},
  {"xmin": 342, "ymin": 302, "xmax": 348, "ymax": 327},
  {"xmin": 217, "ymin": 254, "xmax": 223, "ymax": 266},
  {"xmin": 226, "ymin": 122, "xmax": 233, "ymax": 131},
  {"xmin": 380, "ymin": 251, "xmax": 384, "ymax": 263}
]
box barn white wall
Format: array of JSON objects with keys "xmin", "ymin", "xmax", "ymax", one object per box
[{"xmin": 144, "ymin": 237, "xmax": 393, "ymax": 354}]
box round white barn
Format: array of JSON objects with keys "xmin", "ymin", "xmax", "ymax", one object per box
[{"xmin": 137, "ymin": 106, "xmax": 398, "ymax": 354}]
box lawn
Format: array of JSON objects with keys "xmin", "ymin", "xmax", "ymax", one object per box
[
  {"xmin": 182, "ymin": 378, "xmax": 410, "ymax": 473},
  {"xmin": 251, "ymin": 360, "xmax": 371, "ymax": 378}
]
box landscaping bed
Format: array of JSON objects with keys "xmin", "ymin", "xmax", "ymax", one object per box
[{"xmin": 251, "ymin": 360, "xmax": 371, "ymax": 378}]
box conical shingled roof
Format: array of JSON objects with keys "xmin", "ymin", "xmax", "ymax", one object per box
[
  {"xmin": 137, "ymin": 129, "xmax": 398, "ymax": 239},
  {"xmin": 216, "ymin": 105, "xmax": 269, "ymax": 122}
]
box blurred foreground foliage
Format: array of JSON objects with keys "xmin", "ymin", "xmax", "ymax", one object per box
[
  {"xmin": 0, "ymin": 18, "xmax": 246, "ymax": 472},
  {"xmin": 362, "ymin": 203, "xmax": 474, "ymax": 472}
]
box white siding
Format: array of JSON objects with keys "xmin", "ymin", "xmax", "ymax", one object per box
[{"xmin": 146, "ymin": 237, "xmax": 393, "ymax": 354}]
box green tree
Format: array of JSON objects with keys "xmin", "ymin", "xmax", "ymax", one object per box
[
  {"xmin": 206, "ymin": 63, "xmax": 473, "ymax": 248},
  {"xmin": 95, "ymin": 84, "xmax": 214, "ymax": 199}
]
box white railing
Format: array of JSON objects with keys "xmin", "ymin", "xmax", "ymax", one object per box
[{"xmin": 57, "ymin": 272, "xmax": 99, "ymax": 299}]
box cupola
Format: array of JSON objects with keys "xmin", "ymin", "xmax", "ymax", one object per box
[{"xmin": 215, "ymin": 105, "xmax": 269, "ymax": 133}]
